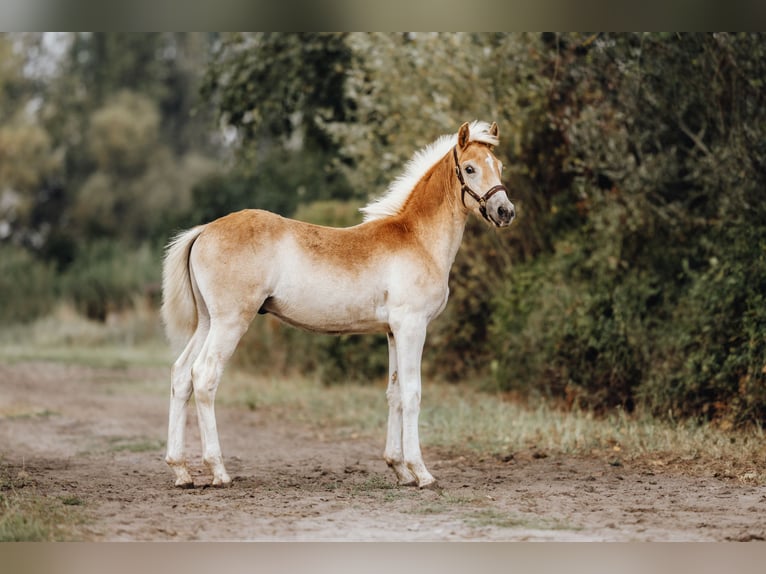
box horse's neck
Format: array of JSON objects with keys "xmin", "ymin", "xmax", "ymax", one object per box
[{"xmin": 398, "ymin": 155, "xmax": 468, "ymax": 276}]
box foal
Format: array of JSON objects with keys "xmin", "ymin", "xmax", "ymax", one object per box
[{"xmin": 161, "ymin": 121, "xmax": 515, "ymax": 488}]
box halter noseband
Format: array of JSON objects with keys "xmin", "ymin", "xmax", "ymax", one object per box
[{"xmin": 452, "ymin": 146, "xmax": 509, "ymax": 222}]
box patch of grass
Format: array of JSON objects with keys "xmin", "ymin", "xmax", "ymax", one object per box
[
  {"xmin": 0, "ymin": 472, "xmax": 86, "ymax": 541},
  {"xmin": 0, "ymin": 407, "xmax": 58, "ymax": 420},
  {"xmin": 0, "ymin": 343, "xmax": 171, "ymax": 370},
  {"xmin": 12, "ymin": 352, "xmax": 142, "ymax": 370},
  {"xmin": 382, "ymin": 491, "xmax": 402, "ymax": 503},
  {"xmin": 218, "ymin": 373, "xmax": 386, "ymax": 438},
  {"xmin": 60, "ymin": 496, "xmax": 85, "ymax": 506},
  {"xmin": 353, "ymin": 475, "xmax": 396, "ymax": 493},
  {"xmin": 0, "ymin": 303, "xmax": 171, "ymax": 368},
  {"xmin": 409, "ymin": 493, "xmax": 482, "ymax": 516},
  {"xmin": 107, "ymin": 436, "xmax": 165, "ymax": 453},
  {"xmin": 217, "ymin": 371, "xmax": 766, "ymax": 482},
  {"xmin": 412, "ymin": 501, "xmax": 448, "ymax": 515},
  {"xmin": 467, "ymin": 509, "xmax": 577, "ymax": 532}
]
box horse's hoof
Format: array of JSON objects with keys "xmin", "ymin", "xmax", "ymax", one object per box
[
  {"xmin": 418, "ymin": 478, "xmax": 442, "ymax": 492},
  {"xmin": 212, "ymin": 475, "xmax": 232, "ymax": 488},
  {"xmin": 174, "ymin": 480, "xmax": 195, "ymax": 489},
  {"xmin": 388, "ymin": 462, "xmax": 418, "ymax": 486}
]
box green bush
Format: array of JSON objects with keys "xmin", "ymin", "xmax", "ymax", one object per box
[
  {"xmin": 233, "ymin": 314, "xmax": 319, "ymax": 377},
  {"xmin": 0, "ymin": 246, "xmax": 57, "ymax": 324},
  {"xmin": 188, "ymin": 148, "xmax": 356, "ymax": 226},
  {"xmin": 293, "ymin": 199, "xmax": 363, "ymax": 227},
  {"xmin": 642, "ymin": 224, "xmax": 766, "ymax": 425},
  {"xmin": 426, "ymin": 219, "xmax": 514, "ymax": 383},
  {"xmin": 61, "ymin": 241, "xmax": 160, "ymax": 321},
  {"xmin": 484, "ymin": 33, "xmax": 766, "ymax": 426},
  {"xmin": 233, "ymin": 312, "xmax": 388, "ymax": 385}
]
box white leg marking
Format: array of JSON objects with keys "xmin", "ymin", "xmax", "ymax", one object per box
[
  {"xmin": 391, "ymin": 317, "xmax": 435, "ymax": 488},
  {"xmin": 383, "ymin": 333, "xmax": 417, "ymax": 486},
  {"xmin": 191, "ymin": 317, "xmax": 249, "ymax": 486},
  {"xmin": 166, "ymin": 325, "xmax": 207, "ymax": 488}
]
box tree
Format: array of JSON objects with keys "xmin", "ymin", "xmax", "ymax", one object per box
[
  {"xmin": 0, "ymin": 34, "xmax": 63, "ymax": 248},
  {"xmin": 486, "ymin": 33, "xmax": 766, "ymax": 424},
  {"xmin": 33, "ymin": 33, "xmax": 218, "ymax": 255},
  {"xmin": 200, "ymin": 33, "xmax": 355, "ymax": 214},
  {"xmin": 203, "ymin": 33, "xmax": 351, "ymax": 150}
]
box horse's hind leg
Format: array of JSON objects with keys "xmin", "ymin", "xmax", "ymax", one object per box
[
  {"xmin": 166, "ymin": 319, "xmax": 209, "ymax": 487},
  {"xmin": 191, "ymin": 312, "xmax": 254, "ymax": 486}
]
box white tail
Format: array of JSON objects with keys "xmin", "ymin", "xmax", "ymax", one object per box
[{"xmin": 161, "ymin": 225, "xmax": 205, "ymax": 353}]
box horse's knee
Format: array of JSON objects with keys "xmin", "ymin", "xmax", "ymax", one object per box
[
  {"xmin": 192, "ymin": 382, "xmax": 216, "ymax": 406},
  {"xmin": 400, "ymin": 390, "xmax": 421, "ymax": 415},
  {"xmin": 386, "ymin": 385, "xmax": 402, "ymax": 409},
  {"xmin": 170, "ymin": 371, "xmax": 192, "ymax": 400},
  {"xmin": 191, "ymin": 359, "xmax": 220, "ymax": 400}
]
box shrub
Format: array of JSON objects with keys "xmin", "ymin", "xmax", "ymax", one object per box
[
  {"xmin": 642, "ymin": 224, "xmax": 766, "ymax": 426},
  {"xmin": 0, "ymin": 245, "xmax": 57, "ymax": 324},
  {"xmin": 61, "ymin": 241, "xmax": 159, "ymax": 321},
  {"xmin": 486, "ymin": 33, "xmax": 766, "ymax": 426}
]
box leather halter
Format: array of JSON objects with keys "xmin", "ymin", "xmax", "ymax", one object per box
[{"xmin": 452, "ymin": 146, "xmax": 509, "ymax": 222}]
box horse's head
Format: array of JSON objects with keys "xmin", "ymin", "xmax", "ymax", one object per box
[{"xmin": 453, "ymin": 121, "xmax": 515, "ymax": 227}]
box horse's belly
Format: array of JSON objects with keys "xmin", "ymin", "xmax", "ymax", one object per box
[{"xmin": 260, "ymin": 290, "xmax": 389, "ymax": 335}]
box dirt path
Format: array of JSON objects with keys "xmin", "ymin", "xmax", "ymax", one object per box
[{"xmin": 1, "ymin": 361, "xmax": 765, "ymax": 541}]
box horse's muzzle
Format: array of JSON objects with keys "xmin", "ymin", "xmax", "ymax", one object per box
[
  {"xmin": 496, "ymin": 204, "xmax": 516, "ymax": 226},
  {"xmin": 484, "ymin": 190, "xmax": 516, "ymax": 227}
]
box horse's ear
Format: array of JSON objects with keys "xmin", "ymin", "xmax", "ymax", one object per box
[
  {"xmin": 457, "ymin": 122, "xmax": 470, "ymax": 149},
  {"xmin": 490, "ymin": 122, "xmax": 499, "ymax": 139}
]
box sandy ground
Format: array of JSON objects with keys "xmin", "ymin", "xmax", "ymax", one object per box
[{"xmin": 1, "ymin": 360, "xmax": 765, "ymax": 542}]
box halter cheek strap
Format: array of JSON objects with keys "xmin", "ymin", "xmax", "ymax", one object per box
[{"xmin": 452, "ymin": 146, "xmax": 508, "ymax": 221}]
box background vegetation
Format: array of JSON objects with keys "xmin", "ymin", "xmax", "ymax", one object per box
[{"xmin": 2, "ymin": 33, "xmax": 764, "ymax": 428}]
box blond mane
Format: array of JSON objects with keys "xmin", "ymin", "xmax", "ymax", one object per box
[{"xmin": 360, "ymin": 121, "xmax": 499, "ymax": 222}]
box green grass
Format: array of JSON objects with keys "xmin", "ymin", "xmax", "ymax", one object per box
[
  {"xmin": 404, "ymin": 492, "xmax": 580, "ymax": 533},
  {"xmin": 106, "ymin": 436, "xmax": 165, "ymax": 453},
  {"xmin": 466, "ymin": 509, "xmax": 577, "ymax": 532},
  {"xmin": 0, "ymin": 344, "xmax": 170, "ymax": 369},
  {"xmin": 0, "ymin": 407, "xmax": 58, "ymax": 420},
  {"xmin": 409, "ymin": 493, "xmax": 481, "ymax": 516},
  {"xmin": 0, "ymin": 303, "xmax": 171, "ymax": 368},
  {"xmin": 351, "ymin": 475, "xmax": 397, "ymax": 493},
  {"xmin": 0, "ymin": 471, "xmax": 86, "ymax": 541},
  {"xmin": 216, "ymin": 371, "xmax": 766, "ymax": 484}
]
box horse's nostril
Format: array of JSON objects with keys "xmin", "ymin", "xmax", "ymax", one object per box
[{"xmin": 498, "ymin": 205, "xmax": 514, "ymax": 222}]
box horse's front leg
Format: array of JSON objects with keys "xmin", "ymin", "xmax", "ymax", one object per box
[
  {"xmin": 390, "ymin": 318, "xmax": 436, "ymax": 488},
  {"xmin": 383, "ymin": 332, "xmax": 418, "ymax": 486}
]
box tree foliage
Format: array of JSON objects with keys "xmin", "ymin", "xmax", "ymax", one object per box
[
  {"xmin": 0, "ymin": 33, "xmax": 217, "ymax": 319},
  {"xmin": 487, "ymin": 33, "xmax": 766, "ymax": 425},
  {"xmin": 200, "ymin": 33, "xmax": 355, "ymax": 213}
]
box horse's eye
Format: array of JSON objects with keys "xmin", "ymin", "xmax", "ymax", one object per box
[{"xmin": 465, "ymin": 165, "xmax": 475, "ymax": 174}]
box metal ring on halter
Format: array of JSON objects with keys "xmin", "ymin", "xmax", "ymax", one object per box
[{"xmin": 452, "ymin": 146, "xmax": 509, "ymax": 221}]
